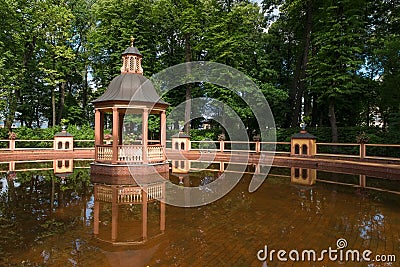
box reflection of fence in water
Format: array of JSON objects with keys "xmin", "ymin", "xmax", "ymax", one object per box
[{"xmin": 0, "ymin": 159, "xmax": 91, "ymax": 173}]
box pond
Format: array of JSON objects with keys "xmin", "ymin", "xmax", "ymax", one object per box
[{"xmin": 0, "ymin": 159, "xmax": 399, "ymax": 267}]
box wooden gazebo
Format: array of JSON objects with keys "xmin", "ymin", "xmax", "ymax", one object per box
[{"xmin": 91, "ymin": 38, "xmax": 169, "ymax": 182}]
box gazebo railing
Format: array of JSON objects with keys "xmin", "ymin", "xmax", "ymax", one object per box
[
  {"xmin": 97, "ymin": 145, "xmax": 113, "ymax": 161},
  {"xmin": 95, "ymin": 183, "xmax": 164, "ymax": 204},
  {"xmin": 147, "ymin": 145, "xmax": 164, "ymax": 162},
  {"xmin": 95, "ymin": 144, "xmax": 165, "ymax": 163},
  {"xmin": 118, "ymin": 145, "xmax": 143, "ymax": 162}
]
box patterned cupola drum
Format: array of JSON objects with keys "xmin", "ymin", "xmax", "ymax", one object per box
[{"xmin": 91, "ymin": 37, "xmax": 169, "ymax": 184}]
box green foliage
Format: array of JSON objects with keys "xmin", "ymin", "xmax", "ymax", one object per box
[
  {"xmin": 190, "ymin": 128, "xmax": 222, "ymax": 141},
  {"xmin": 0, "ymin": 0, "xmax": 399, "ymax": 143}
]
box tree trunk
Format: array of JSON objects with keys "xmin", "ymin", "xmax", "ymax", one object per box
[
  {"xmin": 184, "ymin": 33, "xmax": 192, "ymax": 134},
  {"xmin": 82, "ymin": 66, "xmax": 89, "ymax": 119},
  {"xmin": 311, "ymin": 94, "xmax": 319, "ymax": 126},
  {"xmin": 52, "ymin": 88, "xmax": 56, "ymax": 127},
  {"xmin": 328, "ymin": 98, "xmax": 338, "ymax": 143},
  {"xmin": 57, "ymin": 82, "xmax": 66, "ymax": 125},
  {"xmin": 290, "ymin": 0, "xmax": 314, "ymax": 127}
]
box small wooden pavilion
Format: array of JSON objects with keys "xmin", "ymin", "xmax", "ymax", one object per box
[{"xmin": 91, "ymin": 37, "xmax": 169, "ymax": 183}]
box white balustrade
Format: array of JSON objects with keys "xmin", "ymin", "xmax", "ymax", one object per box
[
  {"xmin": 97, "ymin": 146, "xmax": 113, "ymax": 161},
  {"xmin": 147, "ymin": 145, "xmax": 164, "ymax": 162},
  {"xmin": 118, "ymin": 145, "xmax": 142, "ymax": 162},
  {"xmin": 95, "ymin": 185, "xmax": 113, "ymax": 202}
]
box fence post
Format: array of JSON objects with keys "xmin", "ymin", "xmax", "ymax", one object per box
[
  {"xmin": 9, "ymin": 139, "xmax": 15, "ymax": 151},
  {"xmin": 220, "ymin": 140, "xmax": 225, "ymax": 152},
  {"xmin": 360, "ymin": 143, "xmax": 366, "ymax": 160},
  {"xmin": 256, "ymin": 141, "xmax": 260, "ymax": 153}
]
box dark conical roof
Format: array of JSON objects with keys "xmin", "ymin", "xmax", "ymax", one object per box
[
  {"xmin": 291, "ymin": 131, "xmax": 317, "ymax": 139},
  {"xmin": 122, "ymin": 46, "xmax": 142, "ymax": 56},
  {"xmin": 172, "ymin": 132, "xmax": 190, "ymax": 138},
  {"xmin": 92, "ymin": 73, "xmax": 168, "ymax": 106}
]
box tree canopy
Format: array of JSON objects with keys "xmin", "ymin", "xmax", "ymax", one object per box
[{"xmin": 0, "ymin": 0, "xmax": 399, "ymax": 141}]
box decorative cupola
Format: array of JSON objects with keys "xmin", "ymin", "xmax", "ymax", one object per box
[{"xmin": 121, "ymin": 36, "xmax": 143, "ymax": 74}]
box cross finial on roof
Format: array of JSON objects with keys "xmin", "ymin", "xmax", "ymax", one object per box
[{"xmin": 130, "ymin": 36, "xmax": 135, "ymax": 47}]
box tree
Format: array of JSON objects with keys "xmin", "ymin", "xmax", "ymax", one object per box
[{"xmin": 307, "ymin": 0, "xmax": 365, "ymax": 142}]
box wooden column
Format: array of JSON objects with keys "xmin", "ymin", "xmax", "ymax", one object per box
[
  {"xmin": 100, "ymin": 112, "xmax": 104, "ymax": 144},
  {"xmin": 112, "ymin": 107, "xmax": 119, "ymax": 164},
  {"xmin": 160, "ymin": 183, "xmax": 166, "ymax": 232},
  {"xmin": 142, "ymin": 187, "xmax": 148, "ymax": 241},
  {"xmin": 142, "ymin": 108, "xmax": 149, "ymax": 163},
  {"xmin": 119, "ymin": 113, "xmax": 124, "ymax": 145},
  {"xmin": 95, "ymin": 109, "xmax": 101, "ymax": 160},
  {"xmin": 360, "ymin": 143, "xmax": 366, "ymax": 160},
  {"xmin": 256, "ymin": 141, "xmax": 261, "ymax": 153},
  {"xmin": 93, "ymin": 198, "xmax": 100, "ymax": 235},
  {"xmin": 9, "ymin": 161, "xmax": 15, "ymax": 172},
  {"xmin": 359, "ymin": 174, "xmax": 366, "ymax": 188},
  {"xmin": 95, "ymin": 109, "xmax": 101, "ymax": 145},
  {"xmin": 111, "ymin": 186, "xmax": 118, "ymax": 241},
  {"xmin": 160, "ymin": 111, "xmax": 167, "ymax": 149}
]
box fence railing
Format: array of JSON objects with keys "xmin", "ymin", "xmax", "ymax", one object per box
[
  {"xmin": 1, "ymin": 138, "xmax": 400, "ymax": 162},
  {"xmin": 316, "ymin": 143, "xmax": 361, "ymax": 158},
  {"xmin": 0, "ymin": 139, "xmax": 95, "ymax": 150}
]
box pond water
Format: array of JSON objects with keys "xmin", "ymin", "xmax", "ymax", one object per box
[{"xmin": 0, "ymin": 160, "xmax": 399, "ymax": 267}]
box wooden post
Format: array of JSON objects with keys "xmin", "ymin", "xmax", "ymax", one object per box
[
  {"xmin": 95, "ymin": 109, "xmax": 101, "ymax": 145},
  {"xmin": 142, "ymin": 108, "xmax": 149, "ymax": 163},
  {"xmin": 118, "ymin": 112, "xmax": 124, "ymax": 145},
  {"xmin": 111, "ymin": 186, "xmax": 118, "ymax": 241},
  {"xmin": 161, "ymin": 110, "xmax": 167, "ymax": 149},
  {"xmin": 359, "ymin": 174, "xmax": 366, "ymax": 188},
  {"xmin": 160, "ymin": 183, "xmax": 166, "ymax": 233},
  {"xmin": 112, "ymin": 107, "xmax": 119, "ymax": 164},
  {"xmin": 256, "ymin": 141, "xmax": 260, "ymax": 153},
  {"xmin": 360, "ymin": 143, "xmax": 366, "ymax": 160},
  {"xmin": 95, "ymin": 109, "xmax": 101, "ymax": 161},
  {"xmin": 100, "ymin": 112, "xmax": 104, "ymax": 144},
  {"xmin": 93, "ymin": 189, "xmax": 100, "ymax": 235},
  {"xmin": 220, "ymin": 140, "xmax": 224, "ymax": 152},
  {"xmin": 9, "ymin": 139, "xmax": 15, "ymax": 151},
  {"xmin": 9, "ymin": 161, "xmax": 15, "ymax": 172},
  {"xmin": 142, "ymin": 186, "xmax": 148, "ymax": 241}
]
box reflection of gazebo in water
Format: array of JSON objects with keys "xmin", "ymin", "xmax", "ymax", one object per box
[
  {"xmin": 93, "ymin": 176, "xmax": 166, "ymax": 245},
  {"xmin": 91, "ymin": 37, "xmax": 169, "ymax": 183}
]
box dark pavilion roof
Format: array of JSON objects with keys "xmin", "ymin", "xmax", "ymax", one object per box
[
  {"xmin": 291, "ymin": 131, "xmax": 317, "ymax": 139},
  {"xmin": 92, "ymin": 73, "xmax": 168, "ymax": 106},
  {"xmin": 122, "ymin": 46, "xmax": 142, "ymax": 56},
  {"xmin": 92, "ymin": 38, "xmax": 168, "ymax": 107},
  {"xmin": 172, "ymin": 132, "xmax": 190, "ymax": 138},
  {"xmin": 54, "ymin": 130, "xmax": 73, "ymax": 137}
]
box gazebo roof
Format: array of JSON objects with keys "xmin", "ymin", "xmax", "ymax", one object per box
[
  {"xmin": 291, "ymin": 131, "xmax": 317, "ymax": 139},
  {"xmin": 54, "ymin": 130, "xmax": 73, "ymax": 137},
  {"xmin": 92, "ymin": 73, "xmax": 168, "ymax": 106},
  {"xmin": 92, "ymin": 37, "xmax": 168, "ymax": 108},
  {"xmin": 172, "ymin": 132, "xmax": 190, "ymax": 138},
  {"xmin": 122, "ymin": 46, "xmax": 142, "ymax": 56}
]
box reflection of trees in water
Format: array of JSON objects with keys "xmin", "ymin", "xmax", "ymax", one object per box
[{"xmin": 0, "ymin": 169, "xmax": 92, "ymax": 265}]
